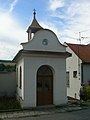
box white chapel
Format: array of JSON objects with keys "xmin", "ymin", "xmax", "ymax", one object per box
[{"xmin": 14, "ymin": 11, "xmax": 70, "ymax": 108}]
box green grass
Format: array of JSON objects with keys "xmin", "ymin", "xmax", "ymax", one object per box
[
  {"xmin": 68, "ymin": 98, "xmax": 90, "ymax": 107},
  {"xmin": 0, "ymin": 97, "xmax": 21, "ymax": 110},
  {"xmin": 80, "ymin": 100, "xmax": 90, "ymax": 106}
]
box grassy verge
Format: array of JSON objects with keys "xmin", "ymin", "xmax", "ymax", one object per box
[
  {"xmin": 0, "ymin": 97, "xmax": 21, "ymax": 110},
  {"xmin": 79, "ymin": 100, "xmax": 90, "ymax": 107},
  {"xmin": 68, "ymin": 99, "xmax": 90, "ymax": 107}
]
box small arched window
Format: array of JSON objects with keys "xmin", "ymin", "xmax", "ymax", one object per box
[
  {"xmin": 19, "ymin": 66, "xmax": 22, "ymax": 89},
  {"xmin": 16, "ymin": 68, "xmax": 18, "ymax": 87}
]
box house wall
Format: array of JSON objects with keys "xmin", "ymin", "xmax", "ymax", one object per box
[
  {"xmin": 21, "ymin": 54, "xmax": 67, "ymax": 108},
  {"xmin": 66, "ymin": 46, "xmax": 81, "ymax": 99},
  {"xmin": 82, "ymin": 63, "xmax": 90, "ymax": 85},
  {"xmin": 0, "ymin": 72, "xmax": 16, "ymax": 97}
]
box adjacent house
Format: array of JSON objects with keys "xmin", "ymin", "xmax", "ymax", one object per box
[
  {"xmin": 13, "ymin": 11, "xmax": 70, "ymax": 108},
  {"xmin": 66, "ymin": 43, "xmax": 90, "ymax": 100}
]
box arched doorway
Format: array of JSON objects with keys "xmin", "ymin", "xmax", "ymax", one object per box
[{"xmin": 37, "ymin": 65, "xmax": 53, "ymax": 106}]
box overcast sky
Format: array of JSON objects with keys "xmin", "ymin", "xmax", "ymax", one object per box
[{"xmin": 0, "ymin": 0, "xmax": 90, "ymax": 60}]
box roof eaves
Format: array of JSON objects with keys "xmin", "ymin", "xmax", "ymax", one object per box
[{"xmin": 13, "ymin": 49, "xmax": 23, "ymax": 62}]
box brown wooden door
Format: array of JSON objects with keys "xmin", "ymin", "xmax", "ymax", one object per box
[{"xmin": 37, "ymin": 66, "xmax": 53, "ymax": 106}]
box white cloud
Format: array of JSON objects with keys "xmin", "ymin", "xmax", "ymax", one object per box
[
  {"xmin": 0, "ymin": 13, "xmax": 26, "ymax": 42},
  {"xmin": 0, "ymin": 1, "xmax": 27, "ymax": 60},
  {"xmin": 49, "ymin": 0, "xmax": 64, "ymax": 11},
  {"xmin": 0, "ymin": 12, "xmax": 27, "ymax": 60},
  {"xmin": 0, "ymin": 0, "xmax": 18, "ymax": 13},
  {"xmin": 8, "ymin": 0, "xmax": 18, "ymax": 13},
  {"xmin": 48, "ymin": 0, "xmax": 90, "ymax": 44}
]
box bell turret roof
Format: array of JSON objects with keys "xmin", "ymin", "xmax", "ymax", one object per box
[{"xmin": 27, "ymin": 10, "xmax": 43, "ymax": 33}]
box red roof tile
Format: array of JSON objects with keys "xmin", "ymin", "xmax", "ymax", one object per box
[{"xmin": 66, "ymin": 43, "xmax": 90, "ymax": 63}]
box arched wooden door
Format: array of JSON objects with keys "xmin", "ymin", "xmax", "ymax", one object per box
[{"xmin": 37, "ymin": 65, "xmax": 53, "ymax": 106}]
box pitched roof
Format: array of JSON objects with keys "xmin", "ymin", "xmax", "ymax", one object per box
[
  {"xmin": 27, "ymin": 18, "xmax": 43, "ymax": 33},
  {"xmin": 66, "ymin": 43, "xmax": 90, "ymax": 63}
]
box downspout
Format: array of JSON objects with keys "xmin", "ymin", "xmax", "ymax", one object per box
[{"xmin": 81, "ymin": 63, "xmax": 83, "ymax": 84}]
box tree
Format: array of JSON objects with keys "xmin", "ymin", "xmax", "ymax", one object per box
[
  {"xmin": 5, "ymin": 65, "xmax": 16, "ymax": 72},
  {"xmin": 0, "ymin": 64, "xmax": 6, "ymax": 71}
]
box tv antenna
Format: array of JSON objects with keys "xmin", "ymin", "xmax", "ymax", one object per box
[
  {"xmin": 77, "ymin": 29, "xmax": 90, "ymax": 44},
  {"xmin": 77, "ymin": 31, "xmax": 90, "ymax": 44}
]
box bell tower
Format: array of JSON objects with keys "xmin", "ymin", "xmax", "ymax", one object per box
[{"xmin": 27, "ymin": 9, "xmax": 43, "ymax": 41}]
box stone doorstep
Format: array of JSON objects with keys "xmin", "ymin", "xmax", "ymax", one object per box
[{"xmin": 0, "ymin": 106, "xmax": 87, "ymax": 119}]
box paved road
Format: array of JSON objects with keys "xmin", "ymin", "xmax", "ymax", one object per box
[{"xmin": 3, "ymin": 107, "xmax": 90, "ymax": 120}]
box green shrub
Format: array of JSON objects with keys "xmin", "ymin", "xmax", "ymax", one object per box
[
  {"xmin": 0, "ymin": 64, "xmax": 16, "ymax": 72},
  {"xmin": 0, "ymin": 64, "xmax": 6, "ymax": 71},
  {"xmin": 83, "ymin": 86, "xmax": 90, "ymax": 101},
  {"xmin": 85, "ymin": 86, "xmax": 90, "ymax": 100}
]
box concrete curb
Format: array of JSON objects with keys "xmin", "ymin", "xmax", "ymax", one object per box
[{"xmin": 0, "ymin": 105, "xmax": 88, "ymax": 119}]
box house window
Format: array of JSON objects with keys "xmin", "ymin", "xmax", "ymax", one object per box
[
  {"xmin": 66, "ymin": 71, "xmax": 70, "ymax": 87},
  {"xmin": 73, "ymin": 71, "xmax": 77, "ymax": 78},
  {"xmin": 19, "ymin": 66, "xmax": 22, "ymax": 89}
]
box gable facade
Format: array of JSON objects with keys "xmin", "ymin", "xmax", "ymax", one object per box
[{"xmin": 14, "ymin": 13, "xmax": 70, "ymax": 108}]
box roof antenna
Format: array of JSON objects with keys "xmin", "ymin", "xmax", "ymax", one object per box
[{"xmin": 33, "ymin": 9, "xmax": 36, "ymax": 19}]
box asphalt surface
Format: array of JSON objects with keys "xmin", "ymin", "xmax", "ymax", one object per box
[{"xmin": 3, "ymin": 107, "xmax": 90, "ymax": 120}]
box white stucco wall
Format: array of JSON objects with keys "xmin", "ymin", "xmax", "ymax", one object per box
[
  {"xmin": 66, "ymin": 46, "xmax": 81, "ymax": 99},
  {"xmin": 22, "ymin": 29, "xmax": 66, "ymax": 52},
  {"xmin": 22, "ymin": 55, "xmax": 67, "ymax": 108}
]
